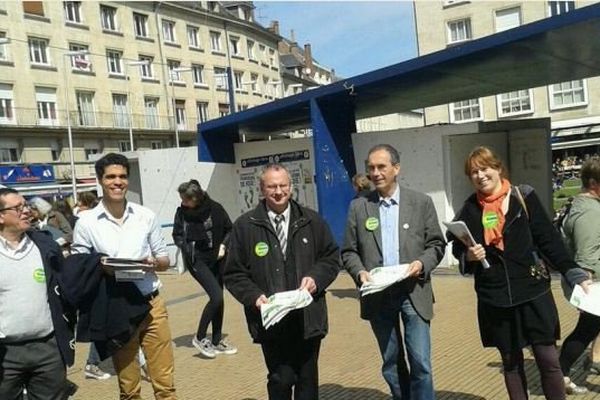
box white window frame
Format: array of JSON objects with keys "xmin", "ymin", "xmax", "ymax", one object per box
[
  {"xmin": 251, "ymin": 73, "xmax": 259, "ymax": 93},
  {"xmin": 549, "ymin": 79, "xmax": 588, "ymax": 110},
  {"xmin": 187, "ymin": 25, "xmax": 200, "ymax": 48},
  {"xmin": 495, "ymin": 6, "xmax": 521, "ymax": 32},
  {"xmin": 214, "ymin": 67, "xmax": 228, "ymax": 89},
  {"xmin": 548, "ymin": 1, "xmax": 575, "ymax": 17},
  {"xmin": 118, "ymin": 140, "xmax": 131, "ymax": 152},
  {"xmin": 196, "ymin": 101, "xmax": 209, "ymax": 123},
  {"xmin": 69, "ymin": 43, "xmax": 91, "ymax": 71},
  {"xmin": 259, "ymin": 44, "xmax": 266, "ymax": 63},
  {"xmin": 449, "ymin": 98, "xmax": 483, "ymax": 123},
  {"xmin": 234, "ymin": 71, "xmax": 243, "ymax": 90},
  {"xmin": 139, "ymin": 55, "xmax": 153, "ymax": 78},
  {"xmin": 247, "ymin": 40, "xmax": 255, "ymax": 61},
  {"xmin": 84, "ymin": 147, "xmax": 99, "ymax": 161},
  {"xmin": 36, "ymin": 87, "xmax": 58, "ymax": 126},
  {"xmin": 162, "ymin": 19, "xmax": 176, "ymax": 43},
  {"xmin": 100, "ymin": 5, "xmax": 118, "ymax": 32},
  {"xmin": 447, "ymin": 18, "xmax": 472, "ymax": 44},
  {"xmin": 0, "ymin": 84, "xmax": 15, "ymax": 124},
  {"xmin": 107, "ymin": 49, "xmax": 123, "ymax": 75},
  {"xmin": 0, "ymin": 147, "xmax": 19, "ymax": 162},
  {"xmin": 192, "ymin": 64, "xmax": 205, "ymax": 85},
  {"xmin": 210, "ymin": 31, "xmax": 222, "ymax": 52},
  {"xmin": 29, "ymin": 37, "xmax": 50, "ymax": 65},
  {"xmin": 0, "ymin": 32, "xmax": 9, "ymax": 62},
  {"xmin": 496, "ymin": 89, "xmax": 534, "ymax": 118},
  {"xmin": 269, "ymin": 48, "xmax": 276, "ymax": 67},
  {"xmin": 229, "ymin": 36, "xmax": 240, "ymax": 56},
  {"xmin": 175, "ymin": 100, "xmax": 186, "ymax": 130},
  {"xmin": 133, "ymin": 13, "xmax": 148, "ymax": 38},
  {"xmin": 76, "ymin": 91, "xmax": 96, "ymax": 126},
  {"xmin": 112, "ymin": 94, "xmax": 129, "ymax": 128},
  {"xmin": 144, "ymin": 97, "xmax": 159, "ymax": 129},
  {"xmin": 64, "ymin": 1, "xmax": 83, "ymax": 24},
  {"xmin": 167, "ymin": 60, "xmax": 183, "ymax": 82}
]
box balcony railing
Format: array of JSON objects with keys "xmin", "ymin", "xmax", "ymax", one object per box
[{"xmin": 1, "ymin": 107, "xmax": 204, "ymax": 131}]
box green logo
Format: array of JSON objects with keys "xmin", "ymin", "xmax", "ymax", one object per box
[
  {"xmin": 254, "ymin": 242, "xmax": 269, "ymax": 257},
  {"xmin": 482, "ymin": 211, "xmax": 499, "ymax": 229},
  {"xmin": 33, "ymin": 268, "xmax": 46, "ymax": 283},
  {"xmin": 365, "ymin": 217, "xmax": 379, "ymax": 231}
]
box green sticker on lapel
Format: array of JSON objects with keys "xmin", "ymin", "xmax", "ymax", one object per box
[
  {"xmin": 255, "ymin": 242, "xmax": 269, "ymax": 257},
  {"xmin": 482, "ymin": 211, "xmax": 499, "ymax": 229},
  {"xmin": 33, "ymin": 268, "xmax": 46, "ymax": 283},
  {"xmin": 365, "ymin": 217, "xmax": 379, "ymax": 231}
]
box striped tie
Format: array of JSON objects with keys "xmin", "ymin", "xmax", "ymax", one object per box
[{"xmin": 274, "ymin": 214, "xmax": 286, "ymax": 257}]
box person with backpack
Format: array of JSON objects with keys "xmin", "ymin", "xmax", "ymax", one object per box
[
  {"xmin": 559, "ymin": 156, "xmax": 600, "ymax": 395},
  {"xmin": 447, "ymin": 146, "xmax": 592, "ymax": 399}
]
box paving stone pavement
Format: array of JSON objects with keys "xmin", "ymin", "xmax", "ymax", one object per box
[{"xmin": 67, "ymin": 270, "xmax": 600, "ymax": 399}]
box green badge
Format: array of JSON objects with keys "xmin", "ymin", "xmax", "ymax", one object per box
[
  {"xmin": 482, "ymin": 211, "xmax": 499, "ymax": 229},
  {"xmin": 33, "ymin": 268, "xmax": 46, "ymax": 283},
  {"xmin": 365, "ymin": 217, "xmax": 379, "ymax": 231},
  {"xmin": 254, "ymin": 242, "xmax": 269, "ymax": 257}
]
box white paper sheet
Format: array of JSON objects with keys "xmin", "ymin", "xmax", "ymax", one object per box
[{"xmin": 570, "ymin": 282, "xmax": 600, "ymax": 317}]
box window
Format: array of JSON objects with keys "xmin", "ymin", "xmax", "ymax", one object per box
[
  {"xmin": 497, "ymin": 90, "xmax": 533, "ymax": 117},
  {"xmin": 251, "ymin": 73, "xmax": 259, "ymax": 93},
  {"xmin": 133, "ymin": 13, "xmax": 148, "ymax": 37},
  {"xmin": 0, "ymin": 147, "xmax": 18, "ymax": 162},
  {"xmin": 259, "ymin": 44, "xmax": 266, "ymax": 63},
  {"xmin": 175, "ymin": 100, "xmax": 186, "ymax": 129},
  {"xmin": 218, "ymin": 103, "xmax": 229, "ymax": 117},
  {"xmin": 167, "ymin": 59, "xmax": 182, "ymax": 82},
  {"xmin": 192, "ymin": 64, "xmax": 204, "ymax": 85},
  {"xmin": 247, "ymin": 40, "xmax": 255, "ymax": 61},
  {"xmin": 144, "ymin": 97, "xmax": 159, "ymax": 129},
  {"xmin": 84, "ymin": 148, "xmax": 99, "ymax": 160},
  {"xmin": 549, "ymin": 80, "xmax": 587, "ymax": 109},
  {"xmin": 214, "ymin": 67, "xmax": 228, "ymax": 89},
  {"xmin": 118, "ymin": 141, "xmax": 131, "ymax": 152},
  {"xmin": 100, "ymin": 5, "xmax": 117, "ymax": 31},
  {"xmin": 50, "ymin": 141, "xmax": 61, "ymax": 161},
  {"xmin": 269, "ymin": 49, "xmax": 276, "ymax": 67},
  {"xmin": 196, "ymin": 101, "xmax": 209, "ymax": 123},
  {"xmin": 0, "ymin": 84, "xmax": 14, "ymax": 124},
  {"xmin": 234, "ymin": 71, "xmax": 243, "ymax": 90},
  {"xmin": 107, "ymin": 49, "xmax": 123, "ymax": 75},
  {"xmin": 0, "ymin": 32, "xmax": 8, "ymax": 61},
  {"xmin": 263, "ymin": 76, "xmax": 270, "ymax": 97},
  {"xmin": 36, "ymin": 87, "xmax": 58, "ymax": 126},
  {"xmin": 151, "ymin": 141, "xmax": 163, "ymax": 150},
  {"xmin": 210, "ymin": 31, "xmax": 221, "ymax": 52},
  {"xmin": 112, "ymin": 94, "xmax": 129, "ymax": 128},
  {"xmin": 450, "ymin": 98, "xmax": 482, "ymax": 122},
  {"xmin": 23, "ymin": 1, "xmax": 44, "ymax": 16},
  {"xmin": 447, "ymin": 18, "xmax": 472, "ymax": 44},
  {"xmin": 187, "ymin": 25, "xmax": 200, "ymax": 48},
  {"xmin": 229, "ymin": 36, "xmax": 240, "ymax": 56},
  {"xmin": 76, "ymin": 91, "xmax": 95, "ymax": 126},
  {"xmin": 64, "ymin": 2, "xmax": 82, "ymax": 23},
  {"xmin": 69, "ymin": 43, "xmax": 91, "ymax": 71},
  {"xmin": 162, "ymin": 19, "xmax": 176, "ymax": 43},
  {"xmin": 548, "ymin": 1, "xmax": 575, "ymax": 16},
  {"xmin": 28, "ymin": 37, "xmax": 50, "ymax": 65},
  {"xmin": 495, "ymin": 7, "xmax": 521, "ymax": 32},
  {"xmin": 139, "ymin": 55, "xmax": 153, "ymax": 78}
]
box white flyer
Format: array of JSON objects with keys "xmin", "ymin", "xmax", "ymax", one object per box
[
  {"xmin": 360, "ymin": 264, "xmax": 411, "ymax": 296},
  {"xmin": 261, "ymin": 289, "xmax": 313, "ymax": 329},
  {"xmin": 570, "ymin": 282, "xmax": 600, "ymax": 317},
  {"xmin": 443, "ymin": 221, "xmax": 490, "ymax": 269}
]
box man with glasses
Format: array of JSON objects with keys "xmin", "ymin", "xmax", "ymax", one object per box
[
  {"xmin": 72, "ymin": 153, "xmax": 177, "ymax": 400},
  {"xmin": 0, "ymin": 188, "xmax": 76, "ymax": 399},
  {"xmin": 225, "ymin": 163, "xmax": 339, "ymax": 400}
]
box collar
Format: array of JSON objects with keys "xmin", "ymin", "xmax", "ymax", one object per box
[
  {"xmin": 95, "ymin": 200, "xmax": 134, "ymax": 223},
  {"xmin": 267, "ymin": 203, "xmax": 291, "ymax": 223},
  {"xmin": 378, "ymin": 184, "xmax": 400, "ymax": 205},
  {"xmin": 0, "ymin": 232, "xmax": 31, "ymax": 252}
]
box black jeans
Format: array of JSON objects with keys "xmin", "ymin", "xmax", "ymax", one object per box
[
  {"xmin": 560, "ymin": 311, "xmax": 600, "ymax": 376},
  {"xmin": 0, "ymin": 334, "xmax": 67, "ymax": 400},
  {"xmin": 188, "ymin": 258, "xmax": 224, "ymax": 345}
]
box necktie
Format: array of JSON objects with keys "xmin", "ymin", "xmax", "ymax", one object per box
[{"xmin": 274, "ymin": 214, "xmax": 286, "ymax": 257}]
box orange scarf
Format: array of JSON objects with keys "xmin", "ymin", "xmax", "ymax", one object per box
[{"xmin": 477, "ymin": 179, "xmax": 511, "ymax": 251}]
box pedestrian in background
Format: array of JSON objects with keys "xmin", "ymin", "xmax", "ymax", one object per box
[
  {"xmin": 351, "ymin": 173, "xmax": 372, "ymax": 198},
  {"xmin": 173, "ymin": 179, "xmax": 237, "ymax": 359}
]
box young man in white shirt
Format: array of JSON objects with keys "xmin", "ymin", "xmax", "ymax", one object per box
[{"xmin": 72, "ymin": 153, "xmax": 177, "ymax": 400}]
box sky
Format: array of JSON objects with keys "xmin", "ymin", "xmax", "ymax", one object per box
[{"xmin": 255, "ymin": 1, "xmax": 418, "ymax": 79}]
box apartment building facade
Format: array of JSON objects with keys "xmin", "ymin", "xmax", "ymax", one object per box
[
  {"xmin": 0, "ymin": 1, "xmax": 284, "ymax": 192},
  {"xmin": 413, "ymin": 0, "xmax": 600, "ymax": 156}
]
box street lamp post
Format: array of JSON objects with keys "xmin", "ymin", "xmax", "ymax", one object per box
[
  {"xmin": 63, "ymin": 49, "xmax": 89, "ymax": 203},
  {"xmin": 170, "ymin": 67, "xmax": 191, "ymax": 148},
  {"xmin": 126, "ymin": 60, "xmax": 150, "ymax": 151}
]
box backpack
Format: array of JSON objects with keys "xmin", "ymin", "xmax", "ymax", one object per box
[{"xmin": 553, "ymin": 197, "xmax": 574, "ymax": 233}]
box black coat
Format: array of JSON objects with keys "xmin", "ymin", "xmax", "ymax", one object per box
[
  {"xmin": 224, "ymin": 199, "xmax": 340, "ymax": 343},
  {"xmin": 28, "ymin": 230, "xmax": 77, "ymax": 367},
  {"xmin": 448, "ymin": 185, "xmax": 588, "ymax": 307}
]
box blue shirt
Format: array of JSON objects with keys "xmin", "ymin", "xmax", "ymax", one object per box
[{"xmin": 379, "ymin": 185, "xmax": 400, "ymax": 267}]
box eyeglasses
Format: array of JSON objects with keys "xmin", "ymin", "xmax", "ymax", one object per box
[{"xmin": 0, "ymin": 203, "xmax": 31, "ymax": 215}]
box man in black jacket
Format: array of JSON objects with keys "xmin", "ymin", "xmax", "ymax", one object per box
[
  {"xmin": 0, "ymin": 188, "xmax": 76, "ymax": 399},
  {"xmin": 225, "ymin": 163, "xmax": 339, "ymax": 400}
]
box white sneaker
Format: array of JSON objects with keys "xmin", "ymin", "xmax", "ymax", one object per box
[
  {"xmin": 564, "ymin": 377, "xmax": 588, "ymax": 395},
  {"xmin": 214, "ymin": 339, "xmax": 238, "ymax": 355},
  {"xmin": 84, "ymin": 364, "xmax": 111, "ymax": 380},
  {"xmin": 192, "ymin": 337, "xmax": 216, "ymax": 359}
]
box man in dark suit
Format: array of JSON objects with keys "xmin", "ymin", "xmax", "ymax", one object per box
[{"xmin": 342, "ymin": 144, "xmax": 446, "ymax": 400}]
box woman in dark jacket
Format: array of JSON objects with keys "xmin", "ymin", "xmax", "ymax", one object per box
[
  {"xmin": 447, "ymin": 146, "xmax": 591, "ymax": 400},
  {"xmin": 172, "ymin": 179, "xmax": 236, "ymax": 359}
]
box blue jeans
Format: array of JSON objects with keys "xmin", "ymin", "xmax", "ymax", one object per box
[{"xmin": 369, "ymin": 295, "xmax": 434, "ymax": 400}]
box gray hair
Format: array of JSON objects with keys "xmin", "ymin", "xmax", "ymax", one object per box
[
  {"xmin": 29, "ymin": 197, "xmax": 53, "ymax": 216},
  {"xmin": 259, "ymin": 163, "xmax": 292, "ymax": 189},
  {"xmin": 367, "ymin": 144, "xmax": 400, "ymax": 165},
  {"xmin": 177, "ymin": 179, "xmax": 204, "ymax": 202}
]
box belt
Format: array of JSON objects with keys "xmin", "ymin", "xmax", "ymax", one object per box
[{"xmin": 145, "ymin": 289, "xmax": 160, "ymax": 301}]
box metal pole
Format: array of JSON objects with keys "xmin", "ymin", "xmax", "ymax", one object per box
[
  {"xmin": 171, "ymin": 78, "xmax": 179, "ymax": 148},
  {"xmin": 63, "ymin": 55, "xmax": 78, "ymax": 203},
  {"xmin": 126, "ymin": 62, "xmax": 134, "ymax": 151}
]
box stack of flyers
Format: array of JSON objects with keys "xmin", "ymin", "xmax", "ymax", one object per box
[
  {"xmin": 102, "ymin": 257, "xmax": 149, "ymax": 282},
  {"xmin": 261, "ymin": 289, "xmax": 313, "ymax": 329},
  {"xmin": 360, "ymin": 264, "xmax": 411, "ymax": 297}
]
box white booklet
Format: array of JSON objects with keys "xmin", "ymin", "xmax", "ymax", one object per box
[
  {"xmin": 360, "ymin": 264, "xmax": 411, "ymax": 296},
  {"xmin": 261, "ymin": 289, "xmax": 313, "ymax": 329},
  {"xmin": 570, "ymin": 282, "xmax": 600, "ymax": 317},
  {"xmin": 102, "ymin": 257, "xmax": 149, "ymax": 282},
  {"xmin": 443, "ymin": 221, "xmax": 490, "ymax": 269}
]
